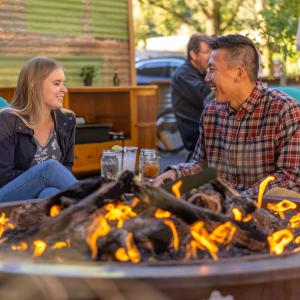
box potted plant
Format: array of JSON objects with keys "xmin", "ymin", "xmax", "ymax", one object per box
[{"xmin": 80, "ymin": 65, "xmax": 96, "ymax": 86}]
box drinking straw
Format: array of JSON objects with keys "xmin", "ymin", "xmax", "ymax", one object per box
[{"xmin": 119, "ymin": 132, "xmax": 125, "ymax": 171}]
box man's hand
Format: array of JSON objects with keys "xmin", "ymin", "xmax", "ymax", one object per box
[{"xmin": 153, "ymin": 169, "xmax": 177, "ymax": 187}]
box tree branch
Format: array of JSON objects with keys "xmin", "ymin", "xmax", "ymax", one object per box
[
  {"xmin": 147, "ymin": 0, "xmax": 204, "ymax": 32},
  {"xmin": 220, "ymin": 0, "xmax": 244, "ymax": 32}
]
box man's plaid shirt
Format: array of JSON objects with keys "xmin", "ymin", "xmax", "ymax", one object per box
[{"xmin": 172, "ymin": 83, "xmax": 300, "ymax": 196}]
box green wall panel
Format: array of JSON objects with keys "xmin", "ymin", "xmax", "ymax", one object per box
[
  {"xmin": 0, "ymin": 56, "xmax": 103, "ymax": 87},
  {"xmin": 24, "ymin": 0, "xmax": 129, "ymax": 39}
]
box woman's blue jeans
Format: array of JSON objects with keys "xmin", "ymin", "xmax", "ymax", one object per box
[{"xmin": 0, "ymin": 159, "xmax": 79, "ymax": 202}]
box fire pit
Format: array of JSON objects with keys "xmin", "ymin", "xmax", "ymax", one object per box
[{"xmin": 0, "ymin": 170, "xmax": 300, "ymax": 299}]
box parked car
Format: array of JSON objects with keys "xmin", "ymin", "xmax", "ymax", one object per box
[{"xmin": 136, "ymin": 57, "xmax": 185, "ymax": 85}]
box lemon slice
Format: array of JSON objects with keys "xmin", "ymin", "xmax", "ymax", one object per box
[{"xmin": 111, "ymin": 145, "xmax": 123, "ymax": 151}]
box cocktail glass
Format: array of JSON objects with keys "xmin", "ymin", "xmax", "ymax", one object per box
[{"xmin": 122, "ymin": 146, "xmax": 138, "ymax": 172}]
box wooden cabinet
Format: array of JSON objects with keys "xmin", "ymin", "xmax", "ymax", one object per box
[
  {"xmin": 0, "ymin": 86, "xmax": 158, "ymax": 175},
  {"xmin": 65, "ymin": 86, "xmax": 158, "ymax": 175}
]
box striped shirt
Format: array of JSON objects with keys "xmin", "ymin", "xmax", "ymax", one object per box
[{"xmin": 172, "ymin": 83, "xmax": 300, "ymax": 196}]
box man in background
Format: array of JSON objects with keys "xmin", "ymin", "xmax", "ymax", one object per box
[{"xmin": 171, "ymin": 33, "xmax": 211, "ymax": 154}]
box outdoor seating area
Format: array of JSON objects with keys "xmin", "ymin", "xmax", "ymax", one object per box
[{"xmin": 0, "ymin": 1, "xmax": 300, "ymax": 299}]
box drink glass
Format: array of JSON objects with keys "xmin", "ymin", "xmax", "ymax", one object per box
[
  {"xmin": 141, "ymin": 155, "xmax": 160, "ymax": 181},
  {"xmin": 138, "ymin": 148, "xmax": 156, "ymax": 179},
  {"xmin": 122, "ymin": 146, "xmax": 138, "ymax": 172},
  {"xmin": 101, "ymin": 150, "xmax": 121, "ymax": 180}
]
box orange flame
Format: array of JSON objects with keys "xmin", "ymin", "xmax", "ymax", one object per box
[
  {"xmin": 268, "ymin": 229, "xmax": 293, "ymax": 255},
  {"xmin": 50, "ymin": 205, "xmax": 61, "ymax": 217},
  {"xmin": 257, "ymin": 176, "xmax": 275, "ymax": 208},
  {"xmin": 289, "ymin": 213, "xmax": 300, "ymax": 228},
  {"xmin": 154, "ymin": 209, "xmax": 171, "ymax": 218},
  {"xmin": 86, "ymin": 216, "xmax": 110, "ymax": 259},
  {"xmin": 115, "ymin": 247, "xmax": 130, "ymax": 262},
  {"xmin": 267, "ymin": 200, "xmax": 297, "ymax": 219},
  {"xmin": 243, "ymin": 214, "xmax": 252, "ymax": 222},
  {"xmin": 164, "ymin": 219, "xmax": 179, "ymax": 251},
  {"xmin": 190, "ymin": 221, "xmax": 219, "ymax": 261},
  {"xmin": 294, "ymin": 236, "xmax": 300, "ymax": 244},
  {"xmin": 125, "ymin": 232, "xmax": 141, "ymax": 263},
  {"xmin": 172, "ymin": 180, "xmax": 182, "ymax": 198},
  {"xmin": 131, "ymin": 197, "xmax": 140, "ymax": 207},
  {"xmin": 184, "ymin": 240, "xmax": 198, "ymax": 261},
  {"xmin": 231, "ymin": 208, "xmax": 252, "ymax": 222},
  {"xmin": 51, "ymin": 240, "xmax": 71, "ymax": 249},
  {"xmin": 11, "ymin": 242, "xmax": 28, "ymax": 251},
  {"xmin": 232, "ymin": 208, "xmax": 242, "ymax": 221},
  {"xmin": 33, "ymin": 240, "xmax": 47, "ymax": 257},
  {"xmin": 104, "ymin": 203, "xmax": 136, "ymax": 228},
  {"xmin": 0, "ymin": 212, "xmax": 10, "ymax": 238},
  {"xmin": 210, "ymin": 222, "xmax": 236, "ymax": 245}
]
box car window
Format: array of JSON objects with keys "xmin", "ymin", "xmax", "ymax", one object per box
[
  {"xmin": 166, "ymin": 61, "xmax": 184, "ymax": 77},
  {"xmin": 137, "ymin": 62, "xmax": 167, "ymax": 77}
]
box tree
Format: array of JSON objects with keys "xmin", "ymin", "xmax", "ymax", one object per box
[
  {"xmin": 134, "ymin": 0, "xmax": 255, "ymax": 44},
  {"xmin": 251, "ymin": 0, "xmax": 299, "ymax": 83}
]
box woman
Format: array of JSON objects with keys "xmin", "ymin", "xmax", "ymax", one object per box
[{"xmin": 0, "ymin": 56, "xmax": 79, "ymax": 202}]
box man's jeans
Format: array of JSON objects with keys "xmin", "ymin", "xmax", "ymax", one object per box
[{"xmin": 0, "ymin": 159, "xmax": 79, "ymax": 202}]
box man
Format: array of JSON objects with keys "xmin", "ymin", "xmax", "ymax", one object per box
[
  {"xmin": 171, "ymin": 33, "xmax": 211, "ymax": 152},
  {"xmin": 155, "ymin": 34, "xmax": 300, "ymax": 197}
]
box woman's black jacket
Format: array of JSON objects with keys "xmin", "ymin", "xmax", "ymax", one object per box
[{"xmin": 0, "ymin": 109, "xmax": 76, "ymax": 188}]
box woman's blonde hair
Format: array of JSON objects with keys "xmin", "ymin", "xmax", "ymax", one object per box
[{"xmin": 9, "ymin": 56, "xmax": 63, "ymax": 127}]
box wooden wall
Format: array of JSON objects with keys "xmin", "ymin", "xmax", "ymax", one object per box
[{"xmin": 0, "ymin": 0, "xmax": 134, "ymax": 87}]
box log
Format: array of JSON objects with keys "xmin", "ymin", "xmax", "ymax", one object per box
[
  {"xmin": 9, "ymin": 177, "xmax": 105, "ymax": 230},
  {"xmin": 5, "ymin": 172, "xmax": 135, "ymax": 244},
  {"xmin": 138, "ymin": 184, "xmax": 267, "ymax": 250},
  {"xmin": 212, "ymin": 178, "xmax": 283, "ymax": 234}
]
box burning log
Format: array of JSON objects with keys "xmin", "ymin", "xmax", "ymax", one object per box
[
  {"xmin": 212, "ymin": 178, "xmax": 283, "ymax": 235},
  {"xmin": 4, "ymin": 172, "xmax": 134, "ymax": 247},
  {"xmin": 138, "ymin": 184, "xmax": 267, "ymax": 251}
]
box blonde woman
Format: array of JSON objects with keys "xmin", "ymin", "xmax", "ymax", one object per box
[{"xmin": 0, "ymin": 56, "xmax": 78, "ymax": 201}]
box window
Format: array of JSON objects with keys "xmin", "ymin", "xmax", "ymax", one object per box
[{"xmin": 137, "ymin": 62, "xmax": 168, "ymax": 77}]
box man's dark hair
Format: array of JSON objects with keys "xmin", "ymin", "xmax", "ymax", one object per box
[
  {"xmin": 187, "ymin": 33, "xmax": 210, "ymax": 61},
  {"xmin": 209, "ymin": 34, "xmax": 259, "ymax": 82}
]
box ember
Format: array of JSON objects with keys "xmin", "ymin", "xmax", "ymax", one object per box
[{"xmin": 0, "ymin": 170, "xmax": 300, "ymax": 264}]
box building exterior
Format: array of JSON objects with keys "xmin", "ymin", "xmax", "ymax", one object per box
[{"xmin": 0, "ymin": 0, "xmax": 135, "ymax": 87}]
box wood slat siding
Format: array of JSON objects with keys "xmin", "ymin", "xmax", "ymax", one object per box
[{"xmin": 0, "ymin": 0, "xmax": 130, "ymax": 87}]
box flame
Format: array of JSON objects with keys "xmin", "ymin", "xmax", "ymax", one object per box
[
  {"xmin": 190, "ymin": 221, "xmax": 219, "ymax": 261},
  {"xmin": 268, "ymin": 229, "xmax": 293, "ymax": 255},
  {"xmin": 210, "ymin": 222, "xmax": 236, "ymax": 245},
  {"xmin": 125, "ymin": 232, "xmax": 141, "ymax": 263},
  {"xmin": 86, "ymin": 216, "xmax": 110, "ymax": 259},
  {"xmin": 289, "ymin": 213, "xmax": 300, "ymax": 228},
  {"xmin": 33, "ymin": 240, "xmax": 47, "ymax": 257},
  {"xmin": 243, "ymin": 214, "xmax": 252, "ymax": 222},
  {"xmin": 50, "ymin": 205, "xmax": 61, "ymax": 217},
  {"xmin": 154, "ymin": 209, "xmax": 171, "ymax": 218},
  {"xmin": 294, "ymin": 236, "xmax": 300, "ymax": 244},
  {"xmin": 184, "ymin": 240, "xmax": 198, "ymax": 261},
  {"xmin": 172, "ymin": 180, "xmax": 182, "ymax": 198},
  {"xmin": 115, "ymin": 247, "xmax": 129, "ymax": 261},
  {"xmin": 0, "ymin": 212, "xmax": 10, "ymax": 238},
  {"xmin": 104, "ymin": 203, "xmax": 136, "ymax": 228},
  {"xmin": 51, "ymin": 240, "xmax": 71, "ymax": 249},
  {"xmin": 232, "ymin": 208, "xmax": 242, "ymax": 221},
  {"xmin": 11, "ymin": 242, "xmax": 28, "ymax": 251},
  {"xmin": 231, "ymin": 208, "xmax": 252, "ymax": 222},
  {"xmin": 163, "ymin": 220, "xmax": 179, "ymax": 251},
  {"xmin": 115, "ymin": 233, "xmax": 141, "ymax": 264},
  {"xmin": 267, "ymin": 200, "xmax": 297, "ymax": 219},
  {"xmin": 257, "ymin": 176, "xmax": 275, "ymax": 208},
  {"xmin": 131, "ymin": 197, "xmax": 140, "ymax": 207}
]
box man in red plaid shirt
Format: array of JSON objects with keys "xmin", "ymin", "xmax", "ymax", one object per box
[{"xmin": 154, "ymin": 34, "xmax": 300, "ymax": 197}]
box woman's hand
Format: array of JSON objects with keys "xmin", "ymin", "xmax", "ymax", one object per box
[{"xmin": 153, "ymin": 169, "xmax": 177, "ymax": 187}]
